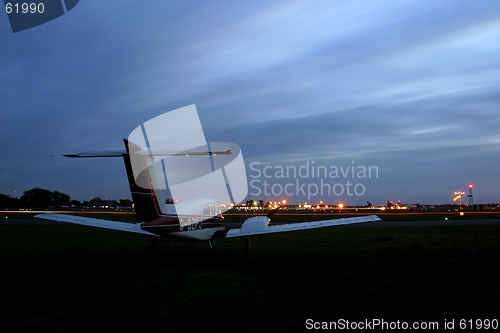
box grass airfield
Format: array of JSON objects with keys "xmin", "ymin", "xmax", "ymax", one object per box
[{"xmin": 1, "ymin": 211, "xmax": 499, "ymax": 332}]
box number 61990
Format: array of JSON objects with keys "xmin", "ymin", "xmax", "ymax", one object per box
[{"xmin": 6, "ymin": 3, "xmax": 45, "ymax": 14}]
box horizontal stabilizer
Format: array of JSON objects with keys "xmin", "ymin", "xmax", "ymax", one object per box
[
  {"xmin": 35, "ymin": 213, "xmax": 155, "ymax": 236},
  {"xmin": 64, "ymin": 150, "xmax": 126, "ymax": 158},
  {"xmin": 64, "ymin": 148, "xmax": 231, "ymax": 158},
  {"xmin": 226, "ymin": 215, "xmax": 381, "ymax": 238}
]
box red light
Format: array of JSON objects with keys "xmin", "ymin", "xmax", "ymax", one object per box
[{"xmin": 469, "ymin": 184, "xmax": 473, "ymax": 188}]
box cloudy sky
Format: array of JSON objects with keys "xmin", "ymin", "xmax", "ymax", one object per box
[{"xmin": 1, "ymin": 0, "xmax": 499, "ymax": 206}]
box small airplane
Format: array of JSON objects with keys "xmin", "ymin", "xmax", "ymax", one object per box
[{"xmin": 36, "ymin": 139, "xmax": 381, "ymax": 257}]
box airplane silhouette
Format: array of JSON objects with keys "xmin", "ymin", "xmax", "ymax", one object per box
[{"xmin": 36, "ymin": 139, "xmax": 380, "ymax": 257}]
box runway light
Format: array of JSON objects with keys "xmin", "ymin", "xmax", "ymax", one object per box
[{"xmin": 338, "ymin": 204, "xmax": 344, "ymax": 209}]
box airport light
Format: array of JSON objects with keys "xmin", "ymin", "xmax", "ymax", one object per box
[
  {"xmin": 338, "ymin": 203, "xmax": 344, "ymax": 209},
  {"xmin": 468, "ymin": 184, "xmax": 473, "ymax": 206},
  {"xmin": 454, "ymin": 191, "xmax": 465, "ymax": 209}
]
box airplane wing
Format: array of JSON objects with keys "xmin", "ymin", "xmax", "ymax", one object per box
[
  {"xmin": 34, "ymin": 213, "xmax": 155, "ymax": 236},
  {"xmin": 225, "ymin": 215, "xmax": 381, "ymax": 238},
  {"xmin": 34, "ymin": 213, "xmax": 381, "ymax": 240}
]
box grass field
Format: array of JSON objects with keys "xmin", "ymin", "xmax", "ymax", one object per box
[{"xmin": 1, "ymin": 213, "xmax": 499, "ymax": 332}]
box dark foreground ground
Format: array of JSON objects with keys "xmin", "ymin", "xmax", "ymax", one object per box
[{"xmin": 1, "ymin": 213, "xmax": 499, "ymax": 332}]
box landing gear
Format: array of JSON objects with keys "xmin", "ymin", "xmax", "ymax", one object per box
[
  {"xmin": 242, "ymin": 235, "xmax": 251, "ymax": 260},
  {"xmin": 150, "ymin": 235, "xmax": 160, "ymax": 253},
  {"xmin": 209, "ymin": 239, "xmax": 216, "ymax": 251}
]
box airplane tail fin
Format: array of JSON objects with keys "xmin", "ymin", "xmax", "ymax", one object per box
[{"xmin": 122, "ymin": 139, "xmax": 166, "ymax": 223}]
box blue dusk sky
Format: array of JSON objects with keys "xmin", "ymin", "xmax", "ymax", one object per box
[{"xmin": 1, "ymin": 0, "xmax": 499, "ymax": 205}]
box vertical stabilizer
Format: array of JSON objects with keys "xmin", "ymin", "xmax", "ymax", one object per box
[{"xmin": 123, "ymin": 139, "xmax": 165, "ymax": 223}]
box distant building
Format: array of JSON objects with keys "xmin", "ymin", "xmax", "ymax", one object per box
[
  {"xmin": 88, "ymin": 198, "xmax": 119, "ymax": 209},
  {"xmin": 473, "ymin": 204, "xmax": 487, "ymax": 211}
]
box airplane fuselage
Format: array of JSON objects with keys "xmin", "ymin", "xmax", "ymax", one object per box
[{"xmin": 140, "ymin": 213, "xmax": 225, "ymax": 240}]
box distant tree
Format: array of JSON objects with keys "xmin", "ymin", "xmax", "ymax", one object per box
[
  {"xmin": 0, "ymin": 194, "xmax": 20, "ymax": 208},
  {"xmin": 246, "ymin": 200, "xmax": 257, "ymax": 206},
  {"xmin": 19, "ymin": 188, "xmax": 71, "ymax": 208},
  {"xmin": 51, "ymin": 191, "xmax": 70, "ymax": 207},
  {"xmin": 69, "ymin": 200, "xmax": 81, "ymax": 207},
  {"xmin": 20, "ymin": 187, "xmax": 53, "ymax": 208},
  {"xmin": 0, "ymin": 194, "xmax": 10, "ymax": 208},
  {"xmin": 258, "ymin": 200, "xmax": 265, "ymax": 207},
  {"xmin": 82, "ymin": 201, "xmax": 90, "ymax": 207}
]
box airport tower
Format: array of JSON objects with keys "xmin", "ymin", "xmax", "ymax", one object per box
[{"xmin": 467, "ymin": 184, "xmax": 473, "ymax": 206}]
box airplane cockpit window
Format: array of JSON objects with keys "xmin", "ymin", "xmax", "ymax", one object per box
[
  {"xmin": 202, "ymin": 205, "xmax": 210, "ymax": 215},
  {"xmin": 209, "ymin": 203, "xmax": 215, "ymax": 215}
]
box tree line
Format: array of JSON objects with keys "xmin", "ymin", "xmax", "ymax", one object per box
[{"xmin": 0, "ymin": 187, "xmax": 133, "ymax": 209}]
